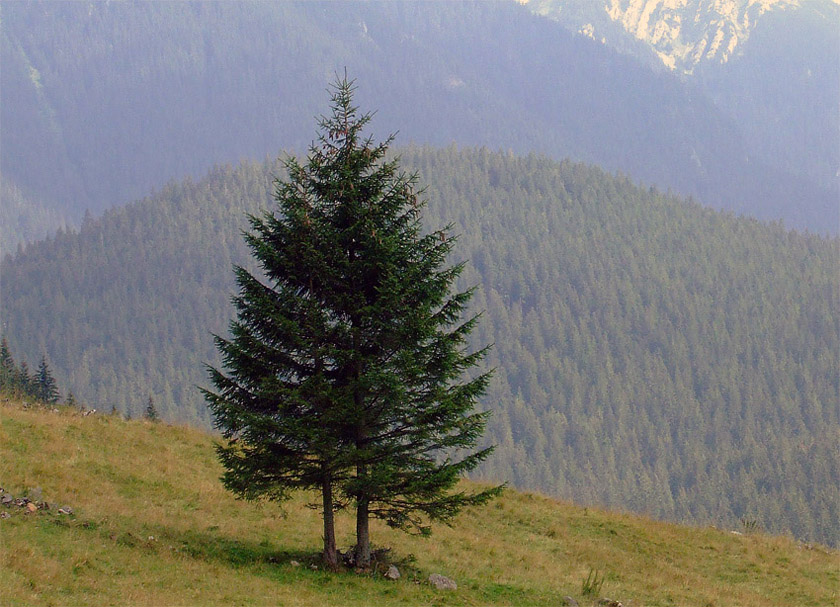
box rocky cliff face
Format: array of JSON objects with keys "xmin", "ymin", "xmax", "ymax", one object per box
[
  {"xmin": 605, "ymin": 0, "xmax": 799, "ymax": 72},
  {"xmin": 524, "ymin": 0, "xmax": 833, "ymax": 73}
]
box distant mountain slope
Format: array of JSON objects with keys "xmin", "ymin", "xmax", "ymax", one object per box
[
  {"xmin": 525, "ymin": 0, "xmax": 840, "ymax": 193},
  {"xmin": 0, "ymin": 180, "xmax": 69, "ymax": 253},
  {"xmin": 525, "ymin": 0, "xmax": 837, "ymax": 72},
  {"xmin": 2, "ymin": 147, "xmax": 837, "ymax": 546},
  {"xmin": 4, "ymin": 399, "xmax": 836, "ymax": 606},
  {"xmin": 1, "ymin": 0, "xmax": 834, "ymax": 234}
]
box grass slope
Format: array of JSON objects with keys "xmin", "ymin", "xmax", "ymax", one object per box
[{"xmin": 1, "ymin": 400, "xmax": 836, "ymax": 607}]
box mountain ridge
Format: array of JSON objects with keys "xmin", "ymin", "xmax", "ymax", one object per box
[
  {"xmin": 525, "ymin": 0, "xmax": 839, "ymax": 72},
  {"xmin": 2, "ymin": 0, "xmax": 835, "ymax": 246}
]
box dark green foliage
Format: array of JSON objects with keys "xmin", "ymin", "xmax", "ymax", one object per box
[
  {"xmin": 0, "ymin": 339, "xmax": 64, "ymax": 405},
  {"xmin": 35, "ymin": 355, "xmax": 60, "ymax": 404},
  {"xmin": 0, "ymin": 338, "xmax": 16, "ymax": 391},
  {"xmin": 204, "ymin": 79, "xmax": 498, "ymax": 566},
  {"xmin": 145, "ymin": 396, "xmax": 159, "ymax": 421},
  {"xmin": 1, "ymin": 148, "xmax": 837, "ymax": 546}
]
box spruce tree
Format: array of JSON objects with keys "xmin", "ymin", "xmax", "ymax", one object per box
[
  {"xmin": 18, "ymin": 361, "xmax": 33, "ymax": 398},
  {"xmin": 0, "ymin": 338, "xmax": 17, "ymax": 393},
  {"xmin": 145, "ymin": 396, "xmax": 159, "ymax": 421},
  {"xmin": 204, "ymin": 76, "xmax": 499, "ymax": 570},
  {"xmin": 36, "ymin": 355, "xmax": 59, "ymax": 404}
]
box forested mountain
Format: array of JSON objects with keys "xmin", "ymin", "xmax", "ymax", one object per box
[
  {"xmin": 3, "ymin": 148, "xmax": 837, "ymax": 546},
  {"xmin": 2, "ymin": 0, "xmax": 835, "ymax": 248}
]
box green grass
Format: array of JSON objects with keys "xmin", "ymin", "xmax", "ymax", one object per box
[{"xmin": 1, "ymin": 399, "xmax": 837, "ymax": 606}]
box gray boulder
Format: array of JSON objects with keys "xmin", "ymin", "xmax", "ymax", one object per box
[
  {"xmin": 384, "ymin": 565, "xmax": 400, "ymax": 580},
  {"xmin": 428, "ymin": 573, "xmax": 457, "ymax": 590}
]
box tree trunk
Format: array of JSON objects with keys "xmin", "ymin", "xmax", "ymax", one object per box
[
  {"xmin": 354, "ymin": 494, "xmax": 371, "ymax": 568},
  {"xmin": 322, "ymin": 476, "xmax": 339, "ymax": 571}
]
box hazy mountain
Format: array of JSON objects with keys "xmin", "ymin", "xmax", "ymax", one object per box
[
  {"xmin": 3, "ymin": 148, "xmax": 836, "ymax": 545},
  {"xmin": 524, "ymin": 0, "xmax": 840, "ymax": 196},
  {"xmin": 0, "ymin": 179, "xmax": 69, "ymax": 255},
  {"xmin": 525, "ymin": 0, "xmax": 837, "ymax": 72},
  {"xmin": 1, "ymin": 0, "xmax": 835, "ymax": 241}
]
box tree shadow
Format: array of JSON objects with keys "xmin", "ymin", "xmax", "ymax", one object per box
[{"xmin": 129, "ymin": 522, "xmax": 321, "ymax": 569}]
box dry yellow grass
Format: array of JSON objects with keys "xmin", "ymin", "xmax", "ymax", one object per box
[{"xmin": 1, "ymin": 399, "xmax": 837, "ymax": 606}]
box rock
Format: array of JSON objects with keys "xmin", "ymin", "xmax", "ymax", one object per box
[
  {"xmin": 0, "ymin": 512, "xmax": 9, "ymax": 519},
  {"xmin": 26, "ymin": 502, "xmax": 37, "ymax": 513},
  {"xmin": 384, "ymin": 565, "xmax": 400, "ymax": 580},
  {"xmin": 290, "ymin": 560, "xmax": 300, "ymax": 567},
  {"xmin": 310, "ymin": 563, "xmax": 318, "ymax": 570},
  {"xmin": 428, "ymin": 573, "xmax": 457, "ymax": 590},
  {"xmin": 598, "ymin": 600, "xmax": 623, "ymax": 607},
  {"xmin": 563, "ymin": 597, "xmax": 580, "ymax": 606},
  {"xmin": 1, "ymin": 493, "xmax": 12, "ymax": 505},
  {"xmin": 57, "ymin": 506, "xmax": 73, "ymax": 515}
]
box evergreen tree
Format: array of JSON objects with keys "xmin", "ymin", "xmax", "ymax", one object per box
[
  {"xmin": 36, "ymin": 355, "xmax": 59, "ymax": 404},
  {"xmin": 18, "ymin": 361, "xmax": 33, "ymax": 397},
  {"xmin": 145, "ymin": 396, "xmax": 159, "ymax": 421},
  {"xmin": 0, "ymin": 338, "xmax": 17, "ymax": 393},
  {"xmin": 204, "ymin": 76, "xmax": 499, "ymax": 570}
]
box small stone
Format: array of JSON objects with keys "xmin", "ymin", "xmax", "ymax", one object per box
[
  {"xmin": 563, "ymin": 597, "xmax": 580, "ymax": 606},
  {"xmin": 148, "ymin": 536, "xmax": 156, "ymax": 542},
  {"xmin": 310, "ymin": 563, "xmax": 318, "ymax": 570},
  {"xmin": 0, "ymin": 512, "xmax": 10, "ymax": 519},
  {"xmin": 26, "ymin": 502, "xmax": 37, "ymax": 513},
  {"xmin": 598, "ymin": 600, "xmax": 622, "ymax": 607},
  {"xmin": 428, "ymin": 573, "xmax": 457, "ymax": 590},
  {"xmin": 384, "ymin": 565, "xmax": 400, "ymax": 580},
  {"xmin": 290, "ymin": 560, "xmax": 301, "ymax": 567},
  {"xmin": 1, "ymin": 494, "xmax": 12, "ymax": 505}
]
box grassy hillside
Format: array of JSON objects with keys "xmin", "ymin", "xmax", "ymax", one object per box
[
  {"xmin": 3, "ymin": 148, "xmax": 837, "ymax": 546},
  {"xmin": 1, "ymin": 399, "xmax": 836, "ymax": 607}
]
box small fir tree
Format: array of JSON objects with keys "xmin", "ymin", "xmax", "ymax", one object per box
[
  {"xmin": 17, "ymin": 361, "xmax": 33, "ymax": 397},
  {"xmin": 35, "ymin": 356, "xmax": 59, "ymax": 404},
  {"xmin": 204, "ymin": 76, "xmax": 499, "ymax": 570},
  {"xmin": 0, "ymin": 338, "xmax": 17, "ymax": 393},
  {"xmin": 145, "ymin": 396, "xmax": 159, "ymax": 421}
]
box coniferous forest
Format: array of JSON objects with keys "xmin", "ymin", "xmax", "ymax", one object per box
[{"xmin": 3, "ymin": 147, "xmax": 836, "ymax": 547}]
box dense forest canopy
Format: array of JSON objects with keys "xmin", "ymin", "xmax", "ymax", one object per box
[
  {"xmin": 2, "ymin": 0, "xmax": 836, "ymax": 248},
  {"xmin": 2, "ymin": 147, "xmax": 836, "ymax": 547}
]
